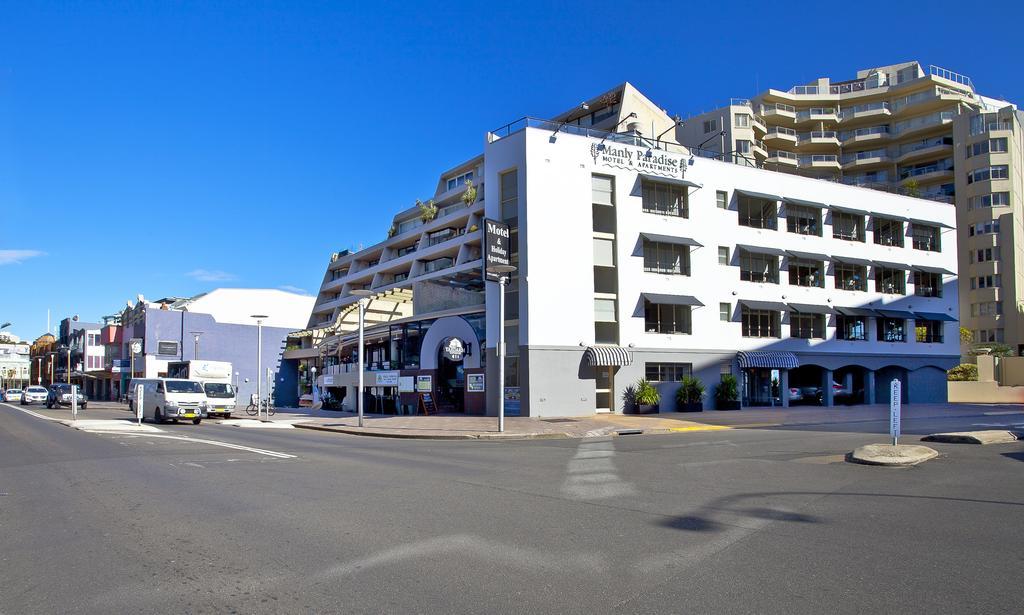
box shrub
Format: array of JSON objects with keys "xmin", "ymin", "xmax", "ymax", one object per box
[
  {"xmin": 676, "ymin": 376, "xmax": 705, "ymax": 404},
  {"xmin": 947, "ymin": 364, "xmax": 978, "ymax": 382},
  {"xmin": 634, "ymin": 378, "xmax": 661, "ymax": 406},
  {"xmin": 416, "ymin": 199, "xmax": 437, "ymax": 222},
  {"xmin": 715, "ymin": 374, "xmax": 739, "ymax": 402},
  {"xmin": 461, "ymin": 179, "xmax": 477, "ymax": 207}
]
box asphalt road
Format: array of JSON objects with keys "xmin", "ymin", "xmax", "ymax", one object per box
[{"xmin": 2, "ymin": 401, "xmax": 1022, "ymax": 614}]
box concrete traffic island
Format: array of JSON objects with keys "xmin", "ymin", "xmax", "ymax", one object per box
[
  {"xmin": 922, "ymin": 430, "xmax": 1020, "ymax": 445},
  {"xmin": 847, "ymin": 444, "xmax": 938, "ymax": 466}
]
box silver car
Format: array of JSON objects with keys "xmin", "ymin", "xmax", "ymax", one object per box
[
  {"xmin": 21, "ymin": 386, "xmax": 48, "ymax": 405},
  {"xmin": 4, "ymin": 388, "xmax": 23, "ymax": 402}
]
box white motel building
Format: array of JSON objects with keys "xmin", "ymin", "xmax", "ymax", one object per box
[{"xmin": 288, "ymin": 83, "xmax": 959, "ymax": 416}]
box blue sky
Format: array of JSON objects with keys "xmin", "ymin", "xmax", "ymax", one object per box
[{"xmin": 2, "ymin": 0, "xmax": 1022, "ymax": 341}]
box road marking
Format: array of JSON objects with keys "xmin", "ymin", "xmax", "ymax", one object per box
[
  {"xmin": 1, "ymin": 402, "xmax": 63, "ymax": 421},
  {"xmin": 560, "ymin": 438, "xmax": 635, "ymax": 499},
  {"xmin": 3, "ymin": 401, "xmax": 296, "ymax": 459},
  {"xmin": 668, "ymin": 425, "xmax": 733, "ymax": 432}
]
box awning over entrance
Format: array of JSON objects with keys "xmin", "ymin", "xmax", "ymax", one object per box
[
  {"xmin": 738, "ymin": 299, "xmax": 788, "ymax": 312},
  {"xmin": 737, "ymin": 351, "xmax": 800, "ymax": 370},
  {"xmin": 787, "ymin": 303, "xmax": 835, "ymax": 314},
  {"xmin": 584, "ymin": 345, "xmax": 633, "ymax": 367}
]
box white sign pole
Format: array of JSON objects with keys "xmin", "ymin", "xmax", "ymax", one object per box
[
  {"xmin": 136, "ymin": 384, "xmax": 144, "ymax": 426},
  {"xmin": 71, "ymin": 384, "xmax": 78, "ymax": 421},
  {"xmin": 889, "ymin": 378, "xmax": 901, "ymax": 446}
]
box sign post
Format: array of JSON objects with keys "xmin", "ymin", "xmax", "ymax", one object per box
[
  {"xmin": 889, "ymin": 378, "xmax": 901, "ymax": 446},
  {"xmin": 484, "ymin": 219, "xmax": 516, "ymax": 434},
  {"xmin": 136, "ymin": 384, "xmax": 144, "ymax": 426},
  {"xmin": 71, "ymin": 384, "xmax": 78, "ymax": 421}
]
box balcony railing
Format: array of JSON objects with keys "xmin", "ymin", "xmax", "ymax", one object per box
[
  {"xmin": 894, "ymin": 111, "xmax": 954, "ymax": 134},
  {"xmin": 767, "ymin": 150, "xmax": 799, "ymax": 161},
  {"xmin": 766, "ymin": 126, "xmax": 797, "ymax": 137},
  {"xmin": 799, "ymin": 154, "xmax": 839, "ymax": 165},
  {"xmin": 898, "ymin": 158, "xmax": 954, "ymax": 179},
  {"xmin": 841, "ymin": 149, "xmax": 888, "ymax": 164},
  {"xmin": 897, "ymin": 137, "xmax": 951, "ymax": 156},
  {"xmin": 798, "ymin": 130, "xmax": 838, "ymax": 142},
  {"xmin": 788, "ymin": 85, "xmax": 822, "ymax": 95},
  {"xmin": 796, "ymin": 108, "xmax": 837, "ymax": 121},
  {"xmin": 762, "ymin": 102, "xmax": 797, "ymax": 114},
  {"xmin": 839, "ymin": 101, "xmax": 890, "ymax": 118},
  {"xmin": 839, "ymin": 125, "xmax": 890, "ymax": 140},
  {"xmin": 929, "ymin": 64, "xmax": 975, "ymax": 93}
]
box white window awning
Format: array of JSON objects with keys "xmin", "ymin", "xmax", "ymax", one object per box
[{"xmin": 584, "ymin": 345, "xmax": 633, "ymax": 367}]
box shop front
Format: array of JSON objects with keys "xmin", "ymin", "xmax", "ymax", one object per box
[{"xmin": 737, "ymin": 350, "xmax": 799, "ymax": 407}]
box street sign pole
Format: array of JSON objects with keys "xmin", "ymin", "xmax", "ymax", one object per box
[
  {"xmin": 889, "ymin": 378, "xmax": 901, "ymax": 446},
  {"xmin": 136, "ymin": 384, "xmax": 144, "ymax": 426},
  {"xmin": 71, "ymin": 384, "xmax": 78, "ymax": 421}
]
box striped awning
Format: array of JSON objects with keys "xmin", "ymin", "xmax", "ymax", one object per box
[
  {"xmin": 584, "ymin": 345, "xmax": 633, "ymax": 367},
  {"xmin": 737, "ymin": 351, "xmax": 800, "ymax": 370}
]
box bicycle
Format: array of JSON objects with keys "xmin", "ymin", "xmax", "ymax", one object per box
[{"xmin": 245, "ymin": 397, "xmax": 274, "ymax": 417}]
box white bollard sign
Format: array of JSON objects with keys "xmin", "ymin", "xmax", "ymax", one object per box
[
  {"xmin": 889, "ymin": 378, "xmax": 902, "ymax": 445},
  {"xmin": 136, "ymin": 384, "xmax": 144, "ymax": 426},
  {"xmin": 71, "ymin": 385, "xmax": 78, "ymax": 421}
]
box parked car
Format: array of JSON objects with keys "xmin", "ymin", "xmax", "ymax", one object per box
[
  {"xmin": 3, "ymin": 388, "xmax": 23, "ymax": 402},
  {"xmin": 20, "ymin": 386, "xmax": 48, "ymax": 405},
  {"xmin": 46, "ymin": 383, "xmax": 87, "ymax": 409}
]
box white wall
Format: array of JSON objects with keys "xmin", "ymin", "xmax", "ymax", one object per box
[{"xmin": 187, "ymin": 289, "xmax": 315, "ymax": 329}]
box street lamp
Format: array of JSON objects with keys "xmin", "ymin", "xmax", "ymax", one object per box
[
  {"xmin": 190, "ymin": 331, "xmax": 203, "ymax": 360},
  {"xmin": 349, "ymin": 289, "xmax": 374, "ymax": 428},
  {"xmin": 251, "ymin": 315, "xmax": 269, "ymax": 420},
  {"xmin": 487, "ymin": 264, "xmax": 517, "ymax": 433},
  {"xmin": 310, "ymin": 365, "xmax": 318, "ymax": 405}
]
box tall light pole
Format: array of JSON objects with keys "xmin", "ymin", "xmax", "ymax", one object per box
[
  {"xmin": 36, "ymin": 357, "xmax": 42, "ymax": 385},
  {"xmin": 487, "ymin": 264, "xmax": 517, "ymax": 433},
  {"xmin": 190, "ymin": 331, "xmax": 203, "ymax": 360},
  {"xmin": 251, "ymin": 315, "xmax": 268, "ymax": 420},
  {"xmin": 350, "ymin": 290, "xmax": 374, "ymax": 428}
]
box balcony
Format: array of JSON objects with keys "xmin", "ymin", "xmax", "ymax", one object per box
[
  {"xmin": 899, "ymin": 158, "xmax": 954, "ymax": 184},
  {"xmin": 838, "ymin": 101, "xmax": 891, "ymax": 122},
  {"xmin": 840, "ymin": 126, "xmax": 891, "ymax": 146},
  {"xmin": 795, "ymin": 108, "xmax": 837, "ymax": 124},
  {"xmin": 796, "ymin": 130, "xmax": 840, "ymax": 149},
  {"xmin": 766, "ymin": 149, "xmax": 799, "ymax": 167},
  {"xmin": 798, "ymin": 154, "xmax": 840, "ymax": 170},
  {"xmin": 894, "ymin": 111, "xmax": 954, "ymax": 138},
  {"xmin": 764, "ymin": 126, "xmax": 797, "ymax": 145},
  {"xmin": 895, "ymin": 139, "xmax": 954, "ymax": 164},
  {"xmin": 841, "ymin": 150, "xmax": 891, "ymax": 170},
  {"xmin": 762, "ymin": 103, "xmax": 797, "ymax": 122},
  {"xmin": 751, "ymin": 115, "xmax": 767, "ymax": 134},
  {"xmin": 892, "ymin": 85, "xmax": 974, "ymax": 115}
]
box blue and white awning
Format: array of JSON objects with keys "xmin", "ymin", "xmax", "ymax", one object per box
[
  {"xmin": 737, "ymin": 351, "xmax": 800, "ymax": 370},
  {"xmin": 584, "ymin": 345, "xmax": 633, "ymax": 367}
]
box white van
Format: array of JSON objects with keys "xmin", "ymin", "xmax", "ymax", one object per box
[
  {"xmin": 138, "ymin": 379, "xmax": 209, "ymax": 424},
  {"xmin": 167, "ymin": 361, "xmax": 236, "ymax": 418},
  {"xmin": 127, "ymin": 378, "xmax": 160, "ymax": 412}
]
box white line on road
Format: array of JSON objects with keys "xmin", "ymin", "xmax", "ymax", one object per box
[{"xmin": 2, "ymin": 401, "xmax": 297, "ymax": 459}]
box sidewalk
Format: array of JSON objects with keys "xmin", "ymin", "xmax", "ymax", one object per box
[{"xmin": 274, "ymin": 402, "xmax": 1023, "ymax": 440}]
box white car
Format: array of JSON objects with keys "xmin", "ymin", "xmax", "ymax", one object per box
[
  {"xmin": 21, "ymin": 386, "xmax": 48, "ymax": 405},
  {"xmin": 4, "ymin": 388, "xmax": 23, "ymax": 402}
]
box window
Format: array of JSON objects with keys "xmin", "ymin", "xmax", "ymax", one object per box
[
  {"xmin": 719, "ymin": 302, "xmax": 730, "ymax": 321},
  {"xmin": 718, "ymin": 246, "xmax": 730, "ymax": 265},
  {"xmin": 741, "ymin": 307, "xmax": 780, "ymax": 338},
  {"xmin": 786, "ymin": 205, "xmax": 820, "ymax": 236},
  {"xmin": 834, "ymin": 263, "xmax": 867, "ymax": 292},
  {"xmin": 788, "ymin": 259, "xmax": 824, "ymax": 288},
  {"xmin": 501, "ymin": 170, "xmax": 519, "ymax": 220},
  {"xmin": 875, "ymin": 267, "xmax": 906, "ymax": 295},
  {"xmin": 969, "ymin": 220, "xmax": 1000, "ymax": 236},
  {"xmin": 422, "ymin": 257, "xmax": 453, "ymax": 273},
  {"xmin": 832, "ymin": 211, "xmax": 865, "ymax": 242},
  {"xmin": 740, "ymin": 251, "xmax": 779, "ymax": 283},
  {"xmin": 969, "ymin": 192, "xmax": 1010, "ymax": 209},
  {"xmin": 393, "ymin": 272, "xmax": 409, "ymax": 283},
  {"xmin": 645, "ymin": 362, "xmax": 693, "ymax": 382},
  {"xmin": 975, "ymin": 247, "xmax": 1000, "ymax": 263},
  {"xmin": 966, "ymin": 138, "xmax": 1009, "ymax": 158},
  {"xmin": 975, "ymin": 328, "xmax": 1005, "ymax": 343},
  {"xmin": 790, "ymin": 313, "xmax": 825, "ymax": 339},
  {"xmin": 734, "ymin": 113, "xmax": 749, "ymax": 127},
  {"xmin": 974, "ymin": 275, "xmax": 1001, "ymax": 289},
  {"xmin": 592, "ymin": 174, "xmax": 614, "ymax": 206},
  {"xmin": 915, "ymin": 320, "xmax": 944, "ymax": 343},
  {"xmin": 967, "ymin": 165, "xmax": 1009, "ymax": 184},
  {"xmin": 738, "ymin": 196, "xmax": 777, "ymax": 229},
  {"xmin": 873, "ymin": 217, "xmax": 904, "ymax": 247},
  {"xmin": 594, "ymin": 299, "xmax": 617, "ymax": 323},
  {"xmin": 736, "ymin": 140, "xmax": 752, "ymax": 154},
  {"xmin": 643, "ymin": 241, "xmax": 690, "ymax": 275},
  {"xmin": 703, "ymin": 119, "xmax": 718, "ymax": 133},
  {"xmin": 877, "ymin": 318, "xmax": 906, "ymax": 342},
  {"xmin": 644, "ymin": 302, "xmax": 692, "ymax": 334},
  {"xmin": 836, "ymin": 315, "xmax": 866, "ymax": 341},
  {"xmin": 914, "ymin": 271, "xmax": 942, "ymax": 297},
  {"xmin": 641, "ymin": 180, "xmax": 688, "ymax": 217},
  {"xmin": 446, "ymin": 171, "xmax": 474, "ymax": 192},
  {"xmin": 716, "ymin": 190, "xmax": 728, "ymax": 209},
  {"xmin": 911, "ymin": 224, "xmax": 940, "ymax": 252},
  {"xmin": 593, "ymin": 237, "xmax": 615, "ymax": 267},
  {"xmin": 972, "ymin": 302, "xmax": 1002, "ymax": 317}
]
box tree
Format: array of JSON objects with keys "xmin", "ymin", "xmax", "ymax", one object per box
[{"xmin": 959, "ymin": 327, "xmax": 973, "ymax": 345}]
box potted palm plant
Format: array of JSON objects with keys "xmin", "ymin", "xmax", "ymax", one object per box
[
  {"xmin": 632, "ymin": 378, "xmax": 661, "ymax": 414},
  {"xmin": 714, "ymin": 374, "xmax": 741, "ymax": 410},
  {"xmin": 675, "ymin": 375, "xmax": 705, "ymax": 412}
]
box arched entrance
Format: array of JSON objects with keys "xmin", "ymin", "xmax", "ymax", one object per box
[{"xmin": 436, "ymin": 337, "xmax": 466, "ymax": 412}]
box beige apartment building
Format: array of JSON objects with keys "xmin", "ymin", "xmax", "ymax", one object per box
[{"xmin": 680, "ymin": 62, "xmax": 1023, "ymax": 353}]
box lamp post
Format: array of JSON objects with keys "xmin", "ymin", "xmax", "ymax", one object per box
[
  {"xmin": 310, "ymin": 365, "xmax": 318, "ymax": 405},
  {"xmin": 36, "ymin": 357, "xmax": 42, "ymax": 385},
  {"xmin": 349, "ymin": 289, "xmax": 374, "ymax": 428},
  {"xmin": 487, "ymin": 264, "xmax": 517, "ymax": 433},
  {"xmin": 251, "ymin": 315, "xmax": 268, "ymax": 420}
]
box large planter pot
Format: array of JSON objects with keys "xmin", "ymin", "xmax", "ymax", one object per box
[
  {"xmin": 636, "ymin": 404, "xmax": 659, "ymax": 414},
  {"xmin": 716, "ymin": 400, "xmax": 741, "ymax": 411},
  {"xmin": 677, "ymin": 402, "xmax": 703, "ymax": 413}
]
